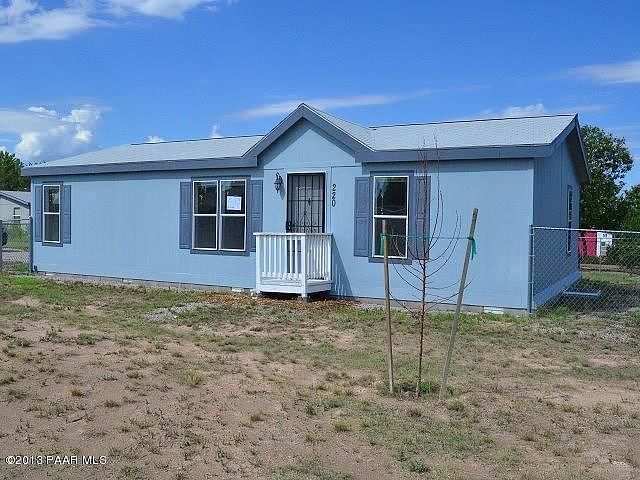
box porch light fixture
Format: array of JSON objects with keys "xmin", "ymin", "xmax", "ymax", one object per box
[{"xmin": 274, "ymin": 172, "xmax": 283, "ymax": 193}]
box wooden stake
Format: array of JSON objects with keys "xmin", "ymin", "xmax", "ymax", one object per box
[
  {"xmin": 439, "ymin": 208, "xmax": 478, "ymax": 400},
  {"xmin": 382, "ymin": 220, "xmax": 394, "ymax": 394}
]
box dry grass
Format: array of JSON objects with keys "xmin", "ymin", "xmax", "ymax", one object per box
[{"xmin": 0, "ymin": 274, "xmax": 638, "ymax": 479}]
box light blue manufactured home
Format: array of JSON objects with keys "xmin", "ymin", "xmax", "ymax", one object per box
[{"xmin": 22, "ymin": 104, "xmax": 588, "ymax": 311}]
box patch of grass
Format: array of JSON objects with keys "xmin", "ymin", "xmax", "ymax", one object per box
[
  {"xmin": 561, "ymin": 403, "xmax": 582, "ymax": 414},
  {"xmin": 406, "ymin": 459, "xmax": 430, "ymax": 474},
  {"xmin": 417, "ymin": 380, "xmax": 440, "ymax": 395},
  {"xmin": 446, "ymin": 400, "xmax": 466, "ymax": 413},
  {"xmin": 0, "ymin": 374, "xmax": 15, "ymax": 385},
  {"xmin": 74, "ymin": 333, "xmax": 98, "ymax": 346},
  {"xmin": 572, "ymin": 364, "xmax": 640, "ymax": 381},
  {"xmin": 104, "ymin": 399, "xmax": 121, "ymax": 408},
  {"xmin": 407, "ymin": 407, "xmax": 422, "ymax": 418},
  {"xmin": 333, "ymin": 420, "xmax": 351, "ymax": 433},
  {"xmin": 10, "ymin": 337, "xmax": 32, "ymax": 348},
  {"xmin": 356, "ymin": 401, "xmax": 492, "ymax": 460},
  {"xmin": 249, "ymin": 411, "xmax": 266, "ymax": 423},
  {"xmin": 70, "ymin": 388, "xmax": 84, "ymax": 397},
  {"xmin": 116, "ymin": 465, "xmax": 148, "ymax": 480},
  {"xmin": 304, "ymin": 402, "xmax": 317, "ymax": 416},
  {"xmin": 176, "ymin": 368, "xmax": 203, "ymax": 387},
  {"xmin": 627, "ymin": 311, "xmax": 640, "ymax": 328},
  {"xmin": 1, "ymin": 346, "xmax": 16, "ymax": 358},
  {"xmin": 7, "ymin": 387, "xmax": 27, "ymax": 400}
]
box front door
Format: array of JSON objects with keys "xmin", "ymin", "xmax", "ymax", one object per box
[{"xmin": 286, "ymin": 173, "xmax": 325, "ymax": 233}]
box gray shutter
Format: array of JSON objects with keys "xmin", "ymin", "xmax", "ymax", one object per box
[
  {"xmin": 62, "ymin": 184, "xmax": 71, "ymax": 244},
  {"xmin": 33, "ymin": 185, "xmax": 43, "ymax": 242},
  {"xmin": 179, "ymin": 181, "xmax": 192, "ymax": 249},
  {"xmin": 414, "ymin": 176, "xmax": 430, "ymax": 259},
  {"xmin": 353, "ymin": 177, "xmax": 371, "ymax": 257},
  {"xmin": 249, "ymin": 179, "xmax": 263, "ymax": 252}
]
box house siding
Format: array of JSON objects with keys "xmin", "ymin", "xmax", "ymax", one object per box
[
  {"xmin": 32, "ymin": 119, "xmax": 535, "ymax": 309},
  {"xmin": 531, "ymin": 139, "xmax": 582, "ymax": 307}
]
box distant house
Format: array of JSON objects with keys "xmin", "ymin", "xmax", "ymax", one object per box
[
  {"xmin": 22, "ymin": 104, "xmax": 588, "ymax": 311},
  {"xmin": 0, "ymin": 190, "xmax": 30, "ymax": 223}
]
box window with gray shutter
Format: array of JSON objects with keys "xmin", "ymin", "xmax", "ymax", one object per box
[
  {"xmin": 179, "ymin": 181, "xmax": 192, "ymax": 249},
  {"xmin": 413, "ymin": 176, "xmax": 430, "ymax": 259},
  {"xmin": 33, "ymin": 185, "xmax": 43, "ymax": 243},
  {"xmin": 249, "ymin": 179, "xmax": 263, "ymax": 252},
  {"xmin": 353, "ymin": 177, "xmax": 371, "ymax": 257},
  {"xmin": 62, "ymin": 184, "xmax": 71, "ymax": 244}
]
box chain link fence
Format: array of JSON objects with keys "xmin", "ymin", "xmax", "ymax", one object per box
[
  {"xmin": 1, "ymin": 219, "xmax": 32, "ymax": 273},
  {"xmin": 530, "ymin": 226, "xmax": 640, "ymax": 317}
]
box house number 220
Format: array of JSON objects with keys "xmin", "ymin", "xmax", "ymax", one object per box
[{"xmin": 331, "ymin": 184, "xmax": 337, "ymax": 207}]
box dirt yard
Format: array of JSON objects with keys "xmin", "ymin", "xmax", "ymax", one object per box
[{"xmin": 0, "ymin": 275, "xmax": 638, "ymax": 479}]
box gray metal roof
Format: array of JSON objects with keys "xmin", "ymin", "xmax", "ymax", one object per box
[
  {"xmin": 0, "ymin": 190, "xmax": 30, "ymax": 206},
  {"xmin": 30, "ymin": 135, "xmax": 264, "ymax": 168},
  {"xmin": 22, "ymin": 104, "xmax": 580, "ymax": 175},
  {"xmin": 309, "ymin": 105, "xmax": 575, "ymax": 150},
  {"xmin": 307, "ymin": 105, "xmax": 374, "ymax": 147},
  {"xmin": 370, "ymin": 115, "xmax": 575, "ymax": 150}
]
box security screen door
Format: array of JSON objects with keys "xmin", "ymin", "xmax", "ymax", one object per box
[{"xmin": 286, "ymin": 173, "xmax": 325, "ymax": 233}]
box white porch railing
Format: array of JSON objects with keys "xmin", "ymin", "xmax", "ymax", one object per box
[{"xmin": 254, "ymin": 233, "xmax": 332, "ymax": 298}]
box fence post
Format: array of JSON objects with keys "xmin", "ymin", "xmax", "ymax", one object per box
[
  {"xmin": 0, "ymin": 219, "xmax": 3, "ymax": 272},
  {"xmin": 528, "ymin": 225, "xmax": 535, "ymax": 313},
  {"xmin": 29, "ymin": 217, "xmax": 34, "ymax": 274},
  {"xmin": 300, "ymin": 234, "xmax": 308, "ymax": 299}
]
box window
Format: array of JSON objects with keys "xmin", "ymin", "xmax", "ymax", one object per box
[
  {"xmin": 193, "ymin": 181, "xmax": 218, "ymax": 250},
  {"xmin": 13, "ymin": 207, "xmax": 20, "ymax": 220},
  {"xmin": 567, "ymin": 186, "xmax": 574, "ymax": 254},
  {"xmin": 192, "ymin": 179, "xmax": 246, "ymax": 251},
  {"xmin": 220, "ymin": 179, "xmax": 246, "ymax": 251},
  {"xmin": 43, "ymin": 185, "xmax": 60, "ymax": 243},
  {"xmin": 373, "ymin": 176, "xmax": 408, "ymax": 258}
]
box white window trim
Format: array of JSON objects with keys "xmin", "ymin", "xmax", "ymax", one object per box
[
  {"xmin": 42, "ymin": 184, "xmax": 61, "ymax": 244},
  {"xmin": 12, "ymin": 206, "xmax": 20, "ymax": 220},
  {"xmin": 220, "ymin": 179, "xmax": 247, "ymax": 252},
  {"xmin": 192, "ymin": 180, "xmax": 218, "ymax": 251},
  {"xmin": 372, "ymin": 175, "xmax": 409, "ymax": 259}
]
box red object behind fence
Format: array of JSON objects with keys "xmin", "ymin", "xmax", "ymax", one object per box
[{"xmin": 579, "ymin": 230, "xmax": 597, "ymax": 258}]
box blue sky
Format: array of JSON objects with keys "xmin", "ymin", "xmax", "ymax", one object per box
[{"xmin": 1, "ymin": 0, "xmax": 639, "ymax": 187}]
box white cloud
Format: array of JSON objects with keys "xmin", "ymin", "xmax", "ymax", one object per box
[
  {"xmin": 474, "ymin": 102, "xmax": 610, "ymax": 119},
  {"xmin": 567, "ymin": 59, "xmax": 640, "ymax": 85},
  {"xmin": 500, "ymin": 103, "xmax": 548, "ymax": 117},
  {"xmin": 146, "ymin": 134, "xmax": 165, "ymax": 143},
  {"xmin": 209, "ymin": 123, "xmax": 222, "ymax": 138},
  {"xmin": 0, "ymin": 1, "xmax": 98, "ymax": 44},
  {"xmin": 110, "ymin": 0, "xmax": 220, "ymax": 19},
  {"xmin": 0, "ymin": 0, "xmax": 235, "ymax": 43},
  {"xmin": 234, "ymin": 91, "xmax": 435, "ymax": 120},
  {"xmin": 0, "ymin": 145, "xmax": 6, "ymax": 152},
  {"xmin": 0, "ymin": 105, "xmax": 103, "ymax": 163}
]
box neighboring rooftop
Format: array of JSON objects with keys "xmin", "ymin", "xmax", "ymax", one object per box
[
  {"xmin": 22, "ymin": 103, "xmax": 579, "ymax": 175},
  {"xmin": 0, "ymin": 190, "xmax": 30, "ymax": 206}
]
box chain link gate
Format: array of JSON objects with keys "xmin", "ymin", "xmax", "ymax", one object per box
[
  {"xmin": 0, "ymin": 218, "xmax": 32, "ymax": 273},
  {"xmin": 530, "ymin": 226, "xmax": 640, "ymax": 317}
]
